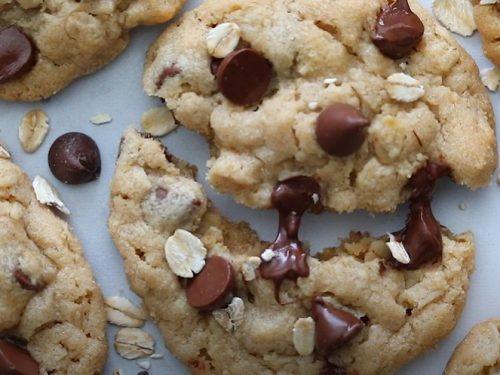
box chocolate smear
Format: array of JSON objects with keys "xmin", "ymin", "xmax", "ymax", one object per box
[
  {"xmin": 260, "ymin": 176, "xmax": 320, "ymax": 302},
  {"xmin": 0, "ymin": 339, "xmax": 39, "ymax": 375},
  {"xmin": 386, "ymin": 162, "xmax": 449, "ymax": 270},
  {"xmin": 14, "ymin": 269, "xmax": 44, "ymax": 292},
  {"xmin": 312, "ymin": 297, "xmax": 364, "ymax": 355},
  {"xmin": 372, "ymin": 0, "xmax": 424, "ymax": 59}
]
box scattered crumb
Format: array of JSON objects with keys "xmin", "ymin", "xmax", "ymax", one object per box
[
  {"xmin": 458, "ymin": 202, "xmax": 467, "ymax": 211},
  {"xmin": 90, "ymin": 113, "xmax": 112, "ymax": 125},
  {"xmin": 137, "ymin": 360, "xmax": 151, "ymax": 370}
]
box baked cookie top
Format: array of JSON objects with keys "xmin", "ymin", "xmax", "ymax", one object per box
[
  {"xmin": 143, "ymin": 0, "xmax": 497, "ymax": 213},
  {"xmin": 0, "ymin": 0, "xmax": 185, "ymax": 101},
  {"xmin": 444, "ymin": 319, "xmax": 500, "ymax": 375},
  {"xmin": 473, "ymin": 0, "xmax": 500, "ymax": 65},
  {"xmin": 0, "ymin": 157, "xmax": 107, "ymax": 374},
  {"xmin": 109, "ymin": 128, "xmax": 475, "ymax": 375}
]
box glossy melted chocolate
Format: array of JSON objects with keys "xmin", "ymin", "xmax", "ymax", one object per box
[
  {"xmin": 387, "ymin": 162, "xmax": 449, "ymax": 269},
  {"xmin": 259, "ymin": 176, "xmax": 320, "ymax": 301}
]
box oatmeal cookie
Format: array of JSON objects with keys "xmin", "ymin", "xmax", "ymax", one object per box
[
  {"xmin": 444, "ymin": 319, "xmax": 500, "ymax": 375},
  {"xmin": 473, "ymin": 0, "xmax": 500, "ymax": 66},
  {"xmin": 143, "ymin": 0, "xmax": 496, "ymax": 213},
  {"xmin": 108, "ymin": 128, "xmax": 475, "ymax": 375},
  {"xmin": 0, "ymin": 0, "xmax": 185, "ymax": 101},
  {"xmin": 0, "ymin": 157, "xmax": 107, "ymax": 374}
]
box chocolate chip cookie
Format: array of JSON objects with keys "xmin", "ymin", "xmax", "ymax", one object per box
[
  {"xmin": 0, "ymin": 157, "xmax": 107, "ymax": 374},
  {"xmin": 143, "ymin": 0, "xmax": 497, "ymax": 213},
  {"xmin": 444, "ymin": 319, "xmax": 500, "ymax": 375},
  {"xmin": 473, "ymin": 0, "xmax": 500, "ymax": 65},
  {"xmin": 108, "ymin": 128, "xmax": 475, "ymax": 375},
  {"xmin": 0, "ymin": 0, "xmax": 185, "ymax": 101}
]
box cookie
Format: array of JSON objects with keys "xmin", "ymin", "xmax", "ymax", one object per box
[
  {"xmin": 473, "ymin": 1, "xmax": 500, "ymax": 66},
  {"xmin": 0, "ymin": 0, "xmax": 186, "ymax": 101},
  {"xmin": 143, "ymin": 0, "xmax": 497, "ymax": 213},
  {"xmin": 444, "ymin": 319, "xmax": 500, "ymax": 375},
  {"xmin": 109, "ymin": 128, "xmax": 475, "ymax": 375},
  {"xmin": 0, "ymin": 157, "xmax": 107, "ymax": 374}
]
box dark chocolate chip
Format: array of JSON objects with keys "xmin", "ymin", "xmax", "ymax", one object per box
[
  {"xmin": 0, "ymin": 26, "xmax": 37, "ymax": 83},
  {"xmin": 386, "ymin": 162, "xmax": 449, "ymax": 270},
  {"xmin": 372, "ymin": 0, "xmax": 424, "ymax": 59},
  {"xmin": 260, "ymin": 176, "xmax": 320, "ymax": 301},
  {"xmin": 14, "ymin": 269, "xmax": 44, "ymax": 292},
  {"xmin": 137, "ymin": 372, "xmax": 149, "ymax": 375},
  {"xmin": 216, "ymin": 48, "xmax": 272, "ymax": 106},
  {"xmin": 0, "ymin": 339, "xmax": 39, "ymax": 375},
  {"xmin": 48, "ymin": 132, "xmax": 101, "ymax": 184},
  {"xmin": 186, "ymin": 256, "xmax": 236, "ymax": 311},
  {"xmin": 312, "ymin": 297, "xmax": 364, "ymax": 355},
  {"xmin": 315, "ymin": 104, "xmax": 369, "ymax": 157}
]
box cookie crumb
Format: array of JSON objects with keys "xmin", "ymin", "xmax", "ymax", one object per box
[
  {"xmin": 90, "ymin": 113, "xmax": 112, "ymax": 125},
  {"xmin": 212, "ymin": 297, "xmax": 245, "ymax": 332},
  {"xmin": 480, "ymin": 67, "xmax": 500, "ymax": 91},
  {"xmin": 32, "ymin": 176, "xmax": 70, "ymax": 215},
  {"xmin": 241, "ymin": 256, "xmax": 262, "ymax": 281},
  {"xmin": 18, "ymin": 109, "xmax": 49, "ymax": 153},
  {"xmin": 432, "ymin": 0, "xmax": 477, "ymax": 37},
  {"xmin": 458, "ymin": 202, "xmax": 467, "ymax": 211}
]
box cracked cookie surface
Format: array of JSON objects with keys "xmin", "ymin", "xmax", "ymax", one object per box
[
  {"xmin": 444, "ymin": 319, "xmax": 500, "ymax": 375},
  {"xmin": 0, "ymin": 0, "xmax": 185, "ymax": 101},
  {"xmin": 473, "ymin": 0, "xmax": 500, "ymax": 65},
  {"xmin": 109, "ymin": 128, "xmax": 475, "ymax": 375},
  {"xmin": 143, "ymin": 0, "xmax": 496, "ymax": 213},
  {"xmin": 0, "ymin": 158, "xmax": 107, "ymax": 374}
]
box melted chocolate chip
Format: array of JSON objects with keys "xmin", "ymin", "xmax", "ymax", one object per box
[
  {"xmin": 386, "ymin": 162, "xmax": 449, "ymax": 270},
  {"xmin": 14, "ymin": 269, "xmax": 44, "ymax": 292},
  {"xmin": 260, "ymin": 176, "xmax": 320, "ymax": 301},
  {"xmin": 312, "ymin": 297, "xmax": 364, "ymax": 355},
  {"xmin": 216, "ymin": 48, "xmax": 272, "ymax": 106},
  {"xmin": 0, "ymin": 339, "xmax": 39, "ymax": 375},
  {"xmin": 156, "ymin": 64, "xmax": 181, "ymax": 88},
  {"xmin": 372, "ymin": 0, "xmax": 424, "ymax": 59},
  {"xmin": 320, "ymin": 364, "xmax": 359, "ymax": 375},
  {"xmin": 186, "ymin": 256, "xmax": 236, "ymax": 311},
  {"xmin": 0, "ymin": 26, "xmax": 37, "ymax": 83},
  {"xmin": 48, "ymin": 132, "xmax": 101, "ymax": 184},
  {"xmin": 316, "ymin": 104, "xmax": 369, "ymax": 157}
]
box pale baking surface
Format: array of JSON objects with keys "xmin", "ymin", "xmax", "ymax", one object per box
[{"xmin": 0, "ymin": 0, "xmax": 498, "ymax": 374}]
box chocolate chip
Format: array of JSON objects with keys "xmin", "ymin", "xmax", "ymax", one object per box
[
  {"xmin": 186, "ymin": 256, "xmax": 236, "ymax": 311},
  {"xmin": 48, "ymin": 132, "xmax": 101, "ymax": 184},
  {"xmin": 386, "ymin": 162, "xmax": 449, "ymax": 270},
  {"xmin": 0, "ymin": 339, "xmax": 39, "ymax": 375},
  {"xmin": 216, "ymin": 48, "xmax": 272, "ymax": 106},
  {"xmin": 372, "ymin": 0, "xmax": 424, "ymax": 59},
  {"xmin": 14, "ymin": 269, "xmax": 44, "ymax": 292},
  {"xmin": 315, "ymin": 104, "xmax": 369, "ymax": 157},
  {"xmin": 260, "ymin": 176, "xmax": 320, "ymax": 302},
  {"xmin": 155, "ymin": 187, "xmax": 168, "ymax": 200},
  {"xmin": 312, "ymin": 297, "xmax": 364, "ymax": 355},
  {"xmin": 0, "ymin": 26, "xmax": 37, "ymax": 83}
]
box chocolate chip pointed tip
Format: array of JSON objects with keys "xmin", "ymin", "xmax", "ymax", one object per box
[{"xmin": 372, "ymin": 0, "xmax": 424, "ymax": 59}]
